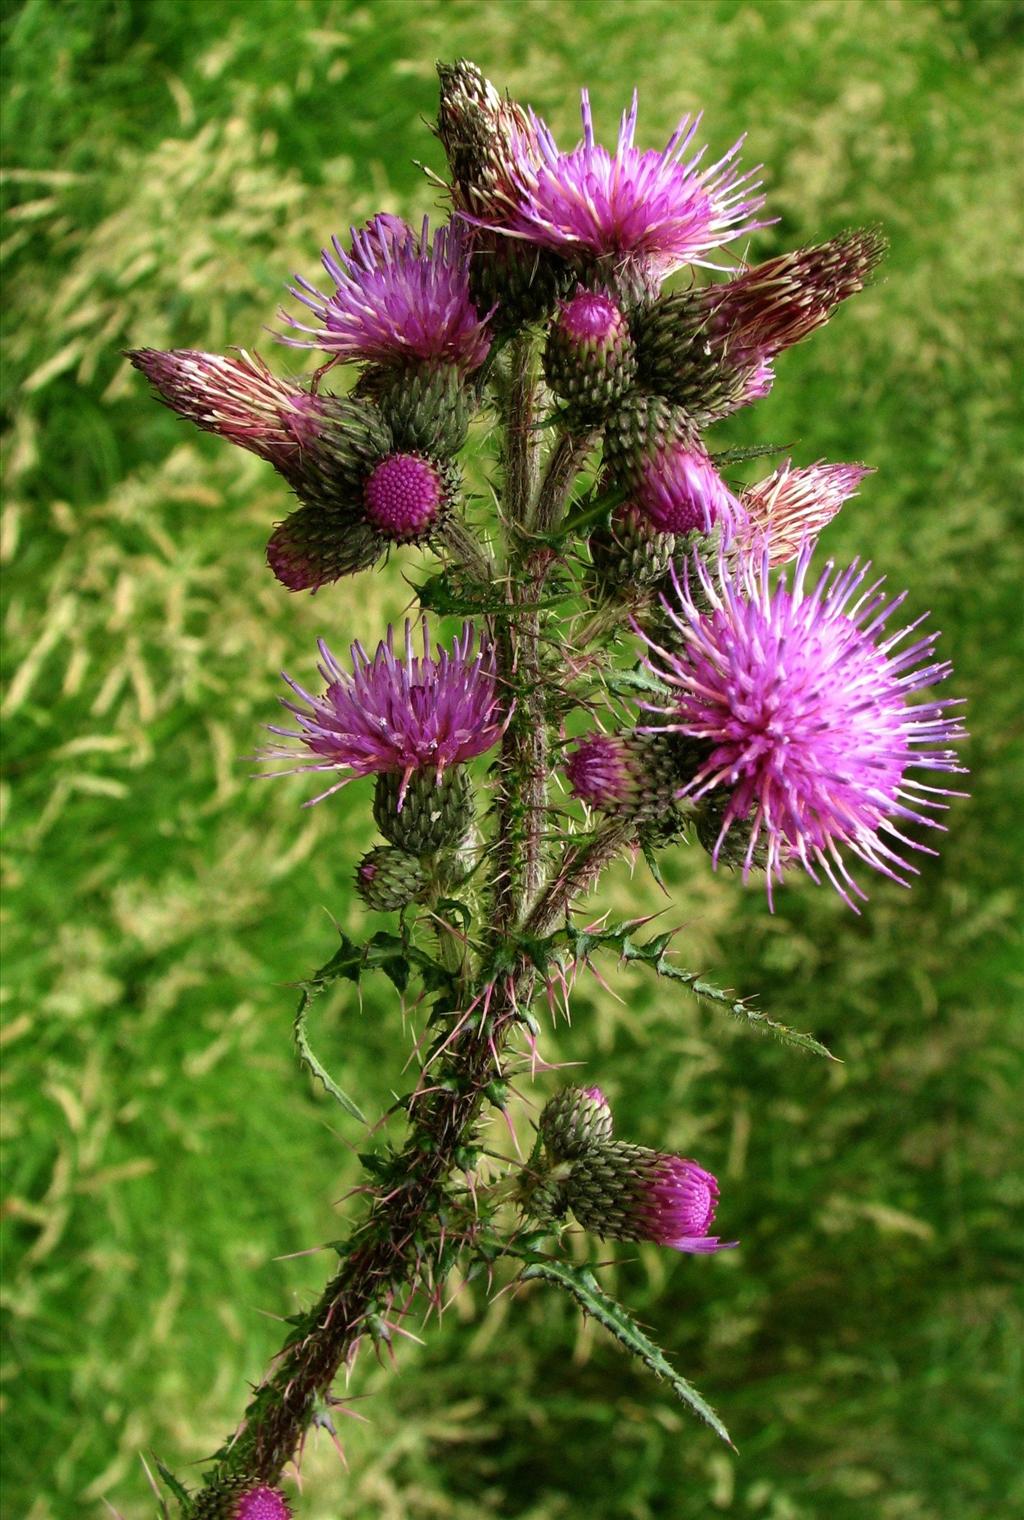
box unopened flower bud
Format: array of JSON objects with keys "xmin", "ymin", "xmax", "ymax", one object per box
[
  {"xmin": 363, "ymin": 452, "xmax": 446, "ymax": 541},
  {"xmin": 540, "ymin": 1085, "xmax": 614, "ymax": 1159},
  {"xmin": 544, "ymin": 289, "xmax": 638, "ymax": 423},
  {"xmin": 564, "ymin": 1141, "xmax": 734, "ymax": 1254},
  {"xmin": 355, "ymin": 846, "xmax": 430, "ymax": 910},
  {"xmin": 604, "ymin": 397, "xmax": 743, "ymax": 541},
  {"xmin": 373, "ymin": 768, "xmax": 473, "ymax": 854},
  {"xmin": 588, "ymin": 504, "xmax": 676, "ymax": 595},
  {"xmin": 565, "ymin": 732, "xmax": 682, "ymax": 819},
  {"xmin": 188, "ymin": 1481, "xmax": 291, "ymax": 1520}
]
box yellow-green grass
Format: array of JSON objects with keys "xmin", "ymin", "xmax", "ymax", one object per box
[{"xmin": 2, "ymin": 2, "xmax": 1022, "ymax": 1516}]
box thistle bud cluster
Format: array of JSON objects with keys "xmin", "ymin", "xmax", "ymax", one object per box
[{"xmin": 530, "ymin": 1088, "xmax": 733, "ymax": 1255}]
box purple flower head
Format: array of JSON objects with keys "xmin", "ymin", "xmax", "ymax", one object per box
[
  {"xmin": 634, "ymin": 441, "xmax": 743, "ymax": 538},
  {"xmin": 127, "ymin": 348, "xmax": 322, "ymax": 477},
  {"xmin": 581, "ymin": 1085, "xmax": 609, "ymax": 1109},
  {"xmin": 639, "ymin": 547, "xmax": 967, "ymax": 910},
  {"xmin": 283, "ymin": 216, "xmax": 491, "ymax": 374},
  {"xmin": 564, "ymin": 1141, "xmax": 735, "ymax": 1254},
  {"xmin": 233, "ymin": 1487, "xmax": 291, "ymax": 1520},
  {"xmin": 483, "ymin": 91, "xmax": 766, "ymax": 283},
  {"xmin": 565, "ymin": 733, "xmax": 637, "ymax": 807},
  {"xmin": 740, "ymin": 460, "xmax": 874, "ymax": 566},
  {"xmin": 639, "ymin": 1156, "xmax": 728, "ymax": 1254},
  {"xmin": 556, "ymin": 288, "xmax": 625, "ymax": 346},
  {"xmin": 266, "ymin": 620, "xmax": 507, "ymax": 804},
  {"xmin": 363, "ymin": 452, "xmax": 444, "ymax": 540}
]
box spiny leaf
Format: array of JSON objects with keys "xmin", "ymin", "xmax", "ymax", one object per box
[
  {"xmin": 557, "ymin": 922, "xmax": 837, "ymax": 1060},
  {"xmin": 293, "ymin": 931, "xmax": 368, "ymax": 1122},
  {"xmin": 521, "ymin": 1258, "xmax": 733, "ymax": 1446},
  {"xmin": 151, "ymin": 1456, "xmax": 191, "ymax": 1506}
]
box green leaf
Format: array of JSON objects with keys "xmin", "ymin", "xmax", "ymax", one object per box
[
  {"xmin": 152, "ymin": 1455, "xmax": 191, "ymax": 1506},
  {"xmin": 601, "ymin": 666, "xmax": 672, "ymax": 699},
  {"xmin": 293, "ymin": 932, "xmax": 368, "ymax": 1123},
  {"xmin": 521, "ymin": 1258, "xmax": 733, "ymax": 1446},
  {"xmin": 551, "ymin": 921, "xmax": 837, "ymax": 1060}
]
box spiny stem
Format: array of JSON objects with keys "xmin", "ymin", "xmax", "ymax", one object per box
[
  {"xmin": 204, "ymin": 824, "xmax": 633, "ymax": 1490},
  {"xmin": 532, "ymin": 430, "xmax": 594, "ymax": 535}
]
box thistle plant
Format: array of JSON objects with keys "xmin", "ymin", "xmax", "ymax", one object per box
[{"xmin": 128, "ymin": 60, "xmax": 966, "ymax": 1514}]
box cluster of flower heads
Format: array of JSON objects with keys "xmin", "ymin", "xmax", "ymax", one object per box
[{"xmin": 131, "ymin": 57, "xmax": 964, "ymax": 927}]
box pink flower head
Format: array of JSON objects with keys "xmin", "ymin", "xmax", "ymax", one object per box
[
  {"xmin": 556, "ymin": 288, "xmax": 625, "ymax": 346},
  {"xmin": 565, "ymin": 733, "xmax": 638, "ymax": 807},
  {"xmin": 485, "ymin": 91, "xmax": 766, "ymax": 281},
  {"xmin": 639, "ymin": 547, "xmax": 967, "ymax": 909},
  {"xmin": 639, "ymin": 1156, "xmax": 729, "ymax": 1253},
  {"xmin": 127, "ymin": 348, "xmax": 322, "ymax": 478},
  {"xmin": 266, "ymin": 620, "xmax": 507, "ymax": 804},
  {"xmin": 283, "ymin": 215, "xmax": 491, "ymax": 374},
  {"xmin": 233, "ymin": 1487, "xmax": 291, "ymax": 1520},
  {"xmin": 740, "ymin": 460, "xmax": 874, "ymax": 565},
  {"xmin": 635, "ymin": 441, "xmax": 743, "ymax": 538},
  {"xmin": 363, "ymin": 452, "xmax": 444, "ymax": 540}
]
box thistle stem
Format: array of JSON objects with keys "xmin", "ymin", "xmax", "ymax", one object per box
[{"xmin": 205, "ymin": 818, "xmax": 633, "ymax": 1490}]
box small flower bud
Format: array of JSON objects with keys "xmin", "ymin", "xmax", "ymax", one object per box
[
  {"xmin": 564, "ymin": 1141, "xmax": 734, "ymax": 1254},
  {"xmin": 544, "ymin": 289, "xmax": 638, "ymax": 424},
  {"xmin": 565, "ymin": 731, "xmax": 684, "ymax": 819},
  {"xmin": 355, "ymin": 846, "xmax": 430, "ymax": 910},
  {"xmin": 234, "ymin": 1488, "xmax": 292, "ymax": 1520},
  {"xmin": 188, "ymin": 1481, "xmax": 291, "ymax": 1520},
  {"xmin": 540, "ymin": 1085, "xmax": 614, "ymax": 1159},
  {"xmin": 373, "ymin": 768, "xmax": 473, "ymax": 854},
  {"xmin": 588, "ymin": 504, "xmax": 676, "ymax": 595},
  {"xmin": 604, "ymin": 397, "xmax": 742, "ymax": 540}
]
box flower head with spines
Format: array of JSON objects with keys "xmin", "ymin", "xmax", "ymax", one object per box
[
  {"xmin": 639, "ymin": 547, "xmax": 966, "ymax": 909},
  {"xmin": 282, "ymin": 215, "xmax": 491, "ymax": 375},
  {"xmin": 265, "ymin": 620, "xmax": 507, "ymax": 805},
  {"xmin": 476, "ymin": 90, "xmax": 767, "ymax": 294}
]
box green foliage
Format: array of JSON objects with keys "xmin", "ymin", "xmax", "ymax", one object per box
[
  {"xmin": 2, "ymin": 2, "xmax": 1022, "ymax": 1518},
  {"xmin": 520, "ymin": 1256, "xmax": 732, "ymax": 1445}
]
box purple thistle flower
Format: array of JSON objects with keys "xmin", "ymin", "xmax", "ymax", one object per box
[
  {"xmin": 565, "ymin": 733, "xmax": 639, "ymax": 808},
  {"xmin": 637, "ymin": 1156, "xmax": 729, "ymax": 1254},
  {"xmin": 265, "ymin": 620, "xmax": 507, "ymax": 804},
  {"xmin": 639, "ymin": 547, "xmax": 966, "ymax": 909},
  {"xmin": 634, "ymin": 441, "xmax": 743, "ymax": 538},
  {"xmin": 362, "ymin": 452, "xmax": 445, "ymax": 540},
  {"xmin": 282, "ymin": 215, "xmax": 491, "ymax": 374},
  {"xmin": 127, "ymin": 348, "xmax": 323, "ymax": 477},
  {"xmin": 480, "ymin": 90, "xmax": 766, "ymax": 284},
  {"xmin": 233, "ymin": 1487, "xmax": 291, "ymax": 1520},
  {"xmin": 739, "ymin": 460, "xmax": 874, "ymax": 565},
  {"xmin": 563, "ymin": 1141, "xmax": 735, "ymax": 1254}
]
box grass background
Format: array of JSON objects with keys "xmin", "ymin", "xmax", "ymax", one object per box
[{"xmin": 2, "ymin": 1, "xmax": 1023, "ymax": 1516}]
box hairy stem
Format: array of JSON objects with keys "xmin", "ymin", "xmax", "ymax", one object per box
[{"xmin": 205, "ymin": 818, "xmax": 631, "ymax": 1490}]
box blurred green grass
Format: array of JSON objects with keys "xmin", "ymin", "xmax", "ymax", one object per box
[{"xmin": 2, "ymin": 1, "xmax": 1023, "ymax": 1516}]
